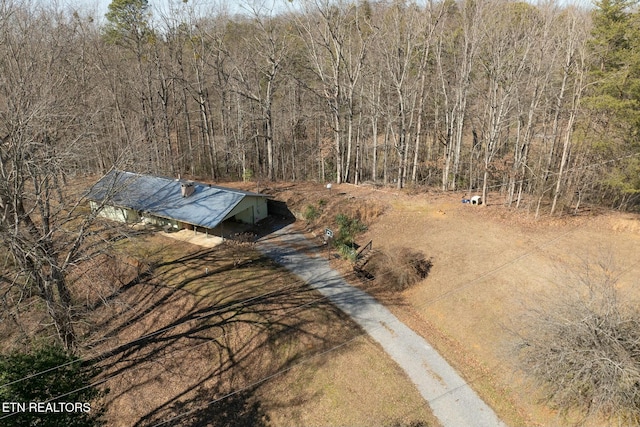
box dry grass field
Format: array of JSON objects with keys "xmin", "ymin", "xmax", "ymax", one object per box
[
  {"xmin": 9, "ymin": 177, "xmax": 638, "ymax": 426},
  {"xmin": 79, "ymin": 233, "xmax": 438, "ymax": 427},
  {"xmin": 253, "ymin": 181, "xmax": 640, "ymax": 426}
]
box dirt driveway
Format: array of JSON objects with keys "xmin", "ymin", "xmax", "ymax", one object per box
[{"xmin": 258, "ymin": 224, "xmax": 507, "ymax": 427}]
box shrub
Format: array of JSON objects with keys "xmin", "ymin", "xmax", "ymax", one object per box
[
  {"xmin": 332, "ymin": 214, "xmax": 367, "ymax": 261},
  {"xmin": 367, "ymin": 248, "xmax": 432, "ymax": 291},
  {"xmin": 515, "ymin": 257, "xmax": 640, "ymax": 424},
  {"xmin": 336, "ymin": 244, "xmax": 357, "ymax": 262},
  {"xmin": 0, "ymin": 344, "xmax": 107, "ymax": 427},
  {"xmin": 334, "ymin": 214, "xmax": 367, "ymax": 247},
  {"xmin": 303, "ymin": 204, "xmax": 320, "ymax": 221}
]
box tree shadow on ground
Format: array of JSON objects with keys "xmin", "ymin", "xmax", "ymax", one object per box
[
  {"xmin": 136, "ymin": 386, "xmax": 270, "ymax": 427},
  {"xmin": 81, "ymin": 236, "xmax": 356, "ymax": 426}
]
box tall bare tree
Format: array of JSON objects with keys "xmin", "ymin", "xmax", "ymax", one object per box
[
  {"xmin": 435, "ymin": 0, "xmax": 483, "ymax": 191},
  {"xmin": 477, "ymin": 0, "xmax": 534, "ymax": 206},
  {"xmin": 0, "ymin": 2, "xmax": 124, "ymax": 349}
]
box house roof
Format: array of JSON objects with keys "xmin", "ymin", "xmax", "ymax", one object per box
[{"xmin": 86, "ymin": 170, "xmax": 269, "ymax": 229}]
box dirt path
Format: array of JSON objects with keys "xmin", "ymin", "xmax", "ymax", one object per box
[{"xmin": 257, "ymin": 224, "xmax": 507, "ymax": 427}]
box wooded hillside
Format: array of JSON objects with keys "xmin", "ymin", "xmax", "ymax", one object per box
[{"xmin": 2, "ymin": 0, "xmax": 640, "ymax": 213}]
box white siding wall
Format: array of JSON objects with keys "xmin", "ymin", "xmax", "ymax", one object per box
[
  {"xmin": 90, "ymin": 195, "xmax": 268, "ymax": 229},
  {"xmin": 226, "ymin": 196, "xmax": 268, "ymax": 224},
  {"xmin": 255, "ymin": 197, "xmax": 268, "ymax": 222},
  {"xmin": 91, "ymin": 202, "xmax": 137, "ymax": 223}
]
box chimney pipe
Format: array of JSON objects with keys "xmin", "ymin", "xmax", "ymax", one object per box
[{"xmin": 181, "ymin": 182, "xmax": 195, "ymax": 197}]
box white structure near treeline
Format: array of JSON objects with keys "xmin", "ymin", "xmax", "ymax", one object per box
[{"xmin": 87, "ymin": 170, "xmax": 269, "ymax": 234}]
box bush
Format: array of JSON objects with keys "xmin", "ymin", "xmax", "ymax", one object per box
[
  {"xmin": 0, "ymin": 344, "xmax": 106, "ymax": 427},
  {"xmin": 515, "ymin": 257, "xmax": 640, "ymax": 424},
  {"xmin": 336, "ymin": 244, "xmax": 357, "ymax": 262},
  {"xmin": 303, "ymin": 204, "xmax": 320, "ymax": 221},
  {"xmin": 334, "ymin": 214, "xmax": 367, "ymax": 247},
  {"xmin": 332, "ymin": 214, "xmax": 367, "ymax": 261},
  {"xmin": 367, "ymin": 248, "xmax": 432, "ymax": 291}
]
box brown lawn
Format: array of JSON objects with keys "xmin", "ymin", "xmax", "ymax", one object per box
[
  {"xmin": 13, "ymin": 177, "xmax": 637, "ymax": 426},
  {"xmin": 81, "ymin": 233, "xmax": 438, "ymax": 427},
  {"xmin": 255, "ymin": 181, "xmax": 640, "ymax": 427}
]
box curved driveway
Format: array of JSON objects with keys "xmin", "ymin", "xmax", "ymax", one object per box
[{"xmin": 257, "ymin": 225, "xmax": 506, "ymax": 427}]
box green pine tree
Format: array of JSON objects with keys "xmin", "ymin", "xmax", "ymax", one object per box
[
  {"xmin": 584, "ymin": 0, "xmax": 640, "ymax": 208},
  {"xmin": 103, "ymin": 0, "xmax": 152, "ymax": 46},
  {"xmin": 0, "ymin": 345, "xmax": 106, "ymax": 427}
]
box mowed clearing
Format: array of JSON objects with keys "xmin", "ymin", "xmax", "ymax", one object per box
[{"xmin": 261, "ymin": 181, "xmax": 640, "ymax": 426}]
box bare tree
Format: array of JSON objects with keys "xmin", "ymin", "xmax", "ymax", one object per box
[
  {"xmin": 0, "ymin": 2, "xmax": 127, "ymax": 350},
  {"xmin": 378, "ymin": 1, "xmax": 423, "ymax": 189},
  {"xmin": 296, "ymin": 0, "xmax": 350, "ymax": 184},
  {"xmin": 549, "ymin": 8, "xmax": 590, "ymax": 215},
  {"xmin": 410, "ymin": 0, "xmax": 447, "ymax": 184},
  {"xmin": 476, "ymin": 0, "xmax": 534, "ymax": 206},
  {"xmin": 506, "ymin": 3, "xmax": 560, "ymax": 208},
  {"xmin": 230, "ymin": 2, "xmax": 289, "ymax": 182},
  {"xmin": 435, "ymin": 0, "xmax": 483, "ymax": 191},
  {"xmin": 104, "ymin": 0, "xmax": 160, "ymax": 173}
]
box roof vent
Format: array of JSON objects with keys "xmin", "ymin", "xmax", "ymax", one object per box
[{"xmin": 181, "ymin": 182, "xmax": 195, "ymax": 198}]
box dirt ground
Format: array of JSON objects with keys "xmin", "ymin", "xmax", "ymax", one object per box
[{"xmin": 248, "ymin": 180, "xmax": 640, "ymax": 426}]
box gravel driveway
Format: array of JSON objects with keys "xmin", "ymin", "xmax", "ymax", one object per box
[{"xmin": 257, "ymin": 225, "xmax": 506, "ymax": 427}]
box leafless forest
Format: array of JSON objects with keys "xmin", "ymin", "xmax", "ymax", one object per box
[{"xmin": 2, "ymin": 0, "xmax": 639, "ymax": 215}]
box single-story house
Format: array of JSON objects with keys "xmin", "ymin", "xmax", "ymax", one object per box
[{"xmin": 86, "ymin": 170, "xmax": 269, "ymax": 234}]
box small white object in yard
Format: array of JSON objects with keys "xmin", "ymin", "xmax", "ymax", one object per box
[
  {"xmin": 326, "ymin": 183, "xmax": 332, "ymax": 190},
  {"xmin": 471, "ymin": 195, "xmax": 482, "ymax": 205}
]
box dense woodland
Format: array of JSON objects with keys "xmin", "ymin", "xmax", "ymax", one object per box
[{"xmin": 2, "ymin": 0, "xmax": 640, "ymax": 213}]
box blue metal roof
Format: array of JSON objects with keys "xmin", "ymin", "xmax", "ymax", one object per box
[{"xmin": 87, "ymin": 170, "xmax": 268, "ymax": 229}]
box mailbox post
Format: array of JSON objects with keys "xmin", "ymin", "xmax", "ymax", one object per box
[{"xmin": 324, "ymin": 228, "xmax": 334, "ymax": 259}]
